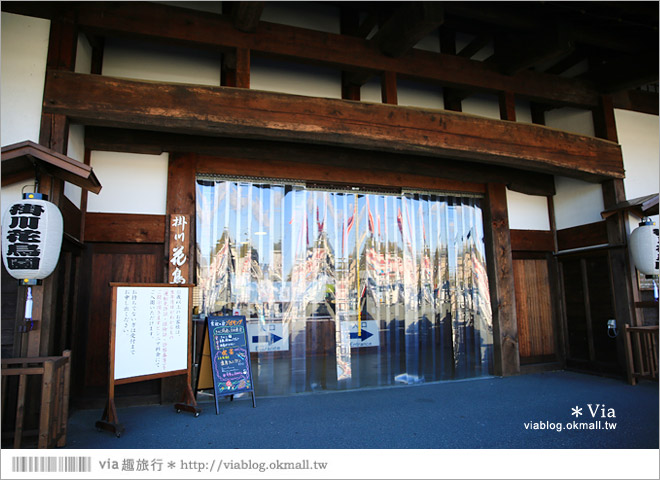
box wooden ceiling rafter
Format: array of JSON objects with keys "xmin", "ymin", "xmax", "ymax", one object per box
[{"xmin": 229, "ymin": 1, "xmax": 265, "ymax": 33}]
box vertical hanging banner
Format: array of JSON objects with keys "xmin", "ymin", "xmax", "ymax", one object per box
[{"xmin": 169, "ymin": 214, "xmax": 189, "ymax": 284}]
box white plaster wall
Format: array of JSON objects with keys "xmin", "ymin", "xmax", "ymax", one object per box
[
  {"xmin": 615, "ymin": 109, "xmax": 659, "ymax": 200},
  {"xmin": 63, "ymin": 124, "xmax": 86, "ymax": 208},
  {"xmin": 514, "ymin": 99, "xmax": 533, "ymax": 124},
  {"xmin": 0, "ymin": 183, "xmax": 26, "ymax": 219},
  {"xmin": 397, "ymin": 79, "xmax": 444, "ymax": 109},
  {"xmin": 506, "ymin": 189, "xmax": 550, "ymax": 231},
  {"xmin": 462, "ymin": 94, "xmax": 501, "ymax": 120},
  {"xmin": 361, "ymin": 77, "xmax": 383, "ymax": 104},
  {"xmin": 75, "ymin": 33, "xmax": 93, "ymax": 74},
  {"xmin": 261, "ymin": 2, "xmax": 340, "ymax": 33},
  {"xmin": 553, "ymin": 176, "xmax": 605, "ymax": 230},
  {"xmin": 250, "ymin": 58, "xmax": 341, "ymax": 99},
  {"xmin": 545, "ymin": 107, "xmax": 595, "ymax": 137},
  {"xmin": 86, "ymin": 151, "xmax": 169, "ymax": 214},
  {"xmin": 1, "ymin": 13, "xmax": 50, "ymax": 146},
  {"xmin": 102, "ymin": 38, "xmax": 221, "ymax": 86}
]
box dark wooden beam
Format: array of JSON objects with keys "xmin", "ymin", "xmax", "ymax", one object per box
[
  {"xmin": 67, "ymin": 1, "xmax": 601, "ymax": 107},
  {"xmin": 457, "ymin": 34, "xmax": 491, "ymax": 59},
  {"xmin": 84, "ymin": 213, "xmax": 166, "ymax": 243},
  {"xmin": 611, "ymin": 89, "xmax": 659, "ymax": 116},
  {"xmin": 84, "ymin": 127, "xmax": 557, "ymax": 196},
  {"xmin": 556, "ymin": 221, "xmax": 609, "ymax": 251},
  {"xmin": 583, "ymin": 52, "xmax": 659, "ymax": 94},
  {"xmin": 44, "ymin": 71, "xmax": 624, "ymax": 181},
  {"xmin": 370, "ymin": 2, "xmax": 444, "ymax": 58},
  {"xmin": 493, "ymin": 27, "xmax": 575, "ymax": 76},
  {"xmin": 443, "ymin": 2, "xmax": 652, "ymax": 54},
  {"xmin": 230, "ymin": 1, "xmax": 264, "ymax": 33},
  {"xmin": 510, "ymin": 230, "xmax": 555, "ymax": 252}
]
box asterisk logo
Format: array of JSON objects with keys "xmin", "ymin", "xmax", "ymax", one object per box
[{"xmin": 571, "ymin": 406, "xmax": 583, "ymax": 417}]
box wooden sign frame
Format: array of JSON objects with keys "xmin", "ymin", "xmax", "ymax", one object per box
[
  {"xmin": 207, "ymin": 315, "xmax": 256, "ymax": 414},
  {"xmin": 96, "ymin": 283, "xmax": 200, "ymax": 437}
]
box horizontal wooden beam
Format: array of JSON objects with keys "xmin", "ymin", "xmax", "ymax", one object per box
[
  {"xmin": 84, "ymin": 213, "xmax": 165, "ymax": 243},
  {"xmin": 510, "ymin": 230, "xmax": 555, "ymax": 252},
  {"xmin": 556, "ymin": 220, "xmax": 609, "ymax": 251},
  {"xmin": 66, "ymin": 1, "xmax": 600, "ymax": 107},
  {"xmin": 44, "ymin": 71, "xmax": 624, "ymax": 181},
  {"xmin": 84, "ymin": 127, "xmax": 556, "ymax": 196},
  {"xmin": 195, "ymin": 154, "xmax": 486, "ymax": 195}
]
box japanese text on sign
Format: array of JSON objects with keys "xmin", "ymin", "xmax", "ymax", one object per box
[
  {"xmin": 114, "ymin": 286, "xmax": 189, "ymax": 380},
  {"xmin": 169, "ymin": 214, "xmax": 189, "ymax": 284}
]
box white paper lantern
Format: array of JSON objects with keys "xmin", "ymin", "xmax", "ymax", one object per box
[
  {"xmin": 1, "ymin": 194, "xmax": 64, "ymax": 281},
  {"xmin": 629, "ymin": 220, "xmax": 659, "ymax": 276}
]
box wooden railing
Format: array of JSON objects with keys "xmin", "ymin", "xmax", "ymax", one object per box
[
  {"xmin": 623, "ymin": 326, "xmax": 659, "ymax": 385},
  {"xmin": 1, "ymin": 350, "xmax": 71, "ymax": 448}
]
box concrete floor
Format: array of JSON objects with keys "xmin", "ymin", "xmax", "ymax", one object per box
[{"xmin": 64, "ymin": 370, "xmax": 659, "ymax": 450}]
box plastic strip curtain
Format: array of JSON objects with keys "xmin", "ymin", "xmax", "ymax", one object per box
[{"xmin": 196, "ymin": 179, "xmax": 493, "ymax": 395}]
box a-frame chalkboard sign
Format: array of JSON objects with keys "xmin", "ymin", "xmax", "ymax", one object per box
[
  {"xmin": 206, "ymin": 315, "xmax": 256, "ymax": 414},
  {"xmin": 96, "ymin": 283, "xmax": 201, "ymax": 437}
]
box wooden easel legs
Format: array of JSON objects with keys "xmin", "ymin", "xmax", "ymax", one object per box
[
  {"xmin": 174, "ymin": 383, "xmax": 202, "ymax": 417},
  {"xmin": 95, "ymin": 400, "xmax": 125, "ymax": 438},
  {"xmin": 96, "ymin": 384, "xmax": 200, "ymax": 437}
]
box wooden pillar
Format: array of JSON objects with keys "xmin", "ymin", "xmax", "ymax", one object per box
[
  {"xmin": 381, "ymin": 71, "xmax": 398, "ymax": 105},
  {"xmin": 498, "ymin": 91, "xmax": 516, "ymax": 121},
  {"xmin": 593, "ymin": 96, "xmax": 637, "ymax": 375},
  {"xmin": 340, "ymin": 7, "xmax": 361, "ymax": 101},
  {"xmin": 222, "ymin": 47, "xmax": 250, "ymax": 88},
  {"xmin": 22, "ymin": 16, "xmax": 77, "ymax": 358},
  {"xmin": 484, "ymin": 183, "xmax": 520, "ymax": 376},
  {"xmin": 161, "ymin": 152, "xmax": 197, "ymax": 402}
]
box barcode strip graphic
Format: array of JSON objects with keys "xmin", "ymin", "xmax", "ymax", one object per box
[{"xmin": 12, "ymin": 456, "xmax": 92, "ymax": 473}]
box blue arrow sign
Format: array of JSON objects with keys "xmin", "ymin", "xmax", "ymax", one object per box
[
  {"xmin": 349, "ymin": 329, "xmax": 373, "ymax": 342},
  {"xmin": 252, "ymin": 333, "xmax": 282, "ymax": 345}
]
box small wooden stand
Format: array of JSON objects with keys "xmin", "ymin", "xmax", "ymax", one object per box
[{"xmin": 96, "ymin": 283, "xmax": 200, "ymax": 437}]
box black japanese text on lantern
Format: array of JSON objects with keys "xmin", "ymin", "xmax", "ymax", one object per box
[{"xmin": 5, "ymin": 203, "xmax": 44, "ymax": 270}]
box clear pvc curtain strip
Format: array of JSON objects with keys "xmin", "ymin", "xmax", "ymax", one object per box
[{"xmin": 195, "ymin": 178, "xmax": 493, "ymax": 396}]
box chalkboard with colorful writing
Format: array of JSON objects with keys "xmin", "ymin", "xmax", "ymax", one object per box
[{"xmin": 207, "ymin": 315, "xmax": 256, "ymax": 413}]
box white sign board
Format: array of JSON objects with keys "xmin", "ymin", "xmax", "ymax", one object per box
[
  {"xmin": 247, "ymin": 322, "xmax": 290, "ymax": 352},
  {"xmin": 114, "ymin": 286, "xmax": 189, "ymax": 380},
  {"xmin": 343, "ymin": 320, "xmax": 380, "ymax": 348}
]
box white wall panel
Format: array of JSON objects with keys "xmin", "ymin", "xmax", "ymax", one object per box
[
  {"xmin": 64, "ymin": 124, "xmax": 85, "ymax": 208},
  {"xmin": 545, "ymin": 107, "xmax": 595, "ymax": 137},
  {"xmin": 86, "ymin": 151, "xmax": 169, "ymax": 214},
  {"xmin": 462, "ymin": 94, "xmax": 501, "ymax": 120},
  {"xmin": 261, "ymin": 2, "xmax": 340, "ymax": 33},
  {"xmin": 251, "ymin": 58, "xmax": 341, "ymax": 99},
  {"xmin": 1, "ymin": 13, "xmax": 50, "ymax": 146},
  {"xmin": 553, "ymin": 176, "xmax": 605, "ymax": 230},
  {"xmin": 506, "ymin": 189, "xmax": 550, "ymax": 231},
  {"xmin": 102, "ymin": 38, "xmax": 221, "ymax": 86},
  {"xmin": 75, "ymin": 33, "xmax": 93, "ymax": 74},
  {"xmin": 615, "ymin": 109, "xmax": 659, "ymax": 200},
  {"xmin": 397, "ymin": 79, "xmax": 444, "ymax": 109}
]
